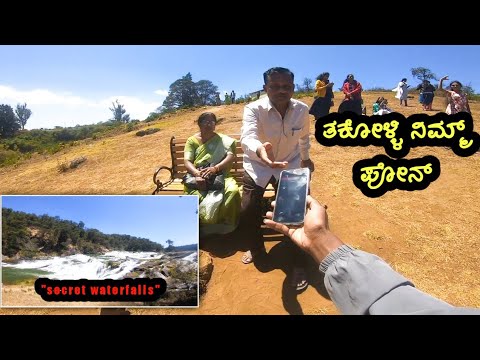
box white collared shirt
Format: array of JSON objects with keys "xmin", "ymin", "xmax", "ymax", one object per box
[{"xmin": 241, "ymin": 96, "xmax": 311, "ymax": 188}]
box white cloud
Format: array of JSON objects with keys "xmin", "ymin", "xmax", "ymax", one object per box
[
  {"xmin": 0, "ymin": 85, "xmax": 94, "ymax": 106},
  {"xmin": 154, "ymin": 89, "xmax": 168, "ymax": 96},
  {"xmin": 0, "ymin": 85, "xmax": 168, "ymax": 129}
]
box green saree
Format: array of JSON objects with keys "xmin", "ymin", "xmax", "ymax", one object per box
[{"xmin": 184, "ymin": 133, "xmax": 241, "ymax": 235}]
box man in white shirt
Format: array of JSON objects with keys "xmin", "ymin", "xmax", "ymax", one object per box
[{"xmin": 240, "ymin": 67, "xmax": 315, "ymax": 291}]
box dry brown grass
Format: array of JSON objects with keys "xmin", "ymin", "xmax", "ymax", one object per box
[{"xmin": 1, "ymin": 92, "xmax": 479, "ymax": 314}]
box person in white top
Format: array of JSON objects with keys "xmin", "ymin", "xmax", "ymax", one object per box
[
  {"xmin": 394, "ymin": 78, "xmax": 410, "ymax": 106},
  {"xmin": 239, "ymin": 67, "xmax": 315, "ymax": 291}
]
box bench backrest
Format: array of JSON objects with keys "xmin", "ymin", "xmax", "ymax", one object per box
[{"xmin": 169, "ymin": 134, "xmax": 245, "ymax": 186}]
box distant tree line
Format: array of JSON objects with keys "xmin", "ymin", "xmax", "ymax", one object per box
[
  {"xmin": 2, "ymin": 208, "xmax": 164, "ymax": 258},
  {"xmin": 170, "ymin": 243, "xmax": 197, "ymax": 252}
]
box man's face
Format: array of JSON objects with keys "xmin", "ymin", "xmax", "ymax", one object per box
[{"xmin": 264, "ymin": 72, "xmax": 294, "ymax": 107}]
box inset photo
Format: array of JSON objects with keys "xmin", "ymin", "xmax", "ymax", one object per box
[{"xmin": 1, "ymin": 195, "xmax": 199, "ymax": 308}]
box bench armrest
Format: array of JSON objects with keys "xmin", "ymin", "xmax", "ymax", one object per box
[{"xmin": 152, "ymin": 166, "xmax": 174, "ymax": 194}]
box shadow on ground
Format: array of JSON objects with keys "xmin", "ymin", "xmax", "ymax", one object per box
[{"xmin": 200, "ymin": 227, "xmax": 331, "ymax": 315}]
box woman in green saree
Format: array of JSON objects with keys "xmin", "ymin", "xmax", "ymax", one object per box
[{"xmin": 183, "ymin": 112, "xmax": 241, "ymax": 236}]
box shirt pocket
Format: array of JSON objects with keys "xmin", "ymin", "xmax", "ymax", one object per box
[{"xmin": 291, "ymin": 126, "xmax": 303, "ymax": 138}]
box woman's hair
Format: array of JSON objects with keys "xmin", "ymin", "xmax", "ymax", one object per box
[
  {"xmin": 316, "ymin": 72, "xmax": 330, "ymax": 81},
  {"xmin": 449, "ymin": 80, "xmax": 463, "ymax": 89},
  {"xmin": 344, "ymin": 74, "xmax": 355, "ymax": 83},
  {"xmin": 197, "ymin": 112, "xmax": 217, "ymax": 125},
  {"xmin": 401, "ymin": 78, "xmax": 407, "ymax": 82}
]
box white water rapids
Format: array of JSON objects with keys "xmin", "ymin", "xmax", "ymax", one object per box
[{"xmin": 2, "ymin": 250, "xmax": 196, "ymax": 280}]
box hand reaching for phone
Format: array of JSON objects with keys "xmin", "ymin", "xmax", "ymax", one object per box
[
  {"xmin": 256, "ymin": 142, "xmax": 288, "ymax": 168},
  {"xmin": 264, "ymin": 195, "xmax": 344, "ymax": 264}
]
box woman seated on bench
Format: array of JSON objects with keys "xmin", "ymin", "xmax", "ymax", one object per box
[{"xmin": 183, "ymin": 112, "xmax": 241, "ymax": 236}]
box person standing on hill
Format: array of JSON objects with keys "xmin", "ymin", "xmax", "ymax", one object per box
[
  {"xmin": 394, "ymin": 78, "xmax": 410, "ymax": 106},
  {"xmin": 338, "ymin": 74, "xmax": 363, "ymax": 115},
  {"xmin": 416, "ymin": 80, "xmax": 436, "ymax": 111},
  {"xmin": 309, "ymin": 72, "xmax": 335, "ymax": 121},
  {"xmin": 230, "ymin": 90, "xmax": 236, "ymax": 104},
  {"xmin": 240, "ymin": 66, "xmax": 315, "ymax": 291},
  {"xmin": 438, "ymin": 76, "xmax": 471, "ymax": 114}
]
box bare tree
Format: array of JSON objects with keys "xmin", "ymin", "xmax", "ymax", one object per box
[
  {"xmin": 411, "ymin": 67, "xmax": 437, "ymax": 83},
  {"xmin": 15, "ymin": 103, "xmax": 32, "ymax": 130},
  {"xmin": 303, "ymin": 78, "xmax": 313, "ymax": 92},
  {"xmin": 109, "ymin": 99, "xmax": 130, "ymax": 123},
  {"xmin": 462, "ymin": 82, "xmax": 477, "ymax": 98}
]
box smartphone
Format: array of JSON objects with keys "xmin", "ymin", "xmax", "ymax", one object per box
[{"xmin": 272, "ymin": 168, "xmax": 310, "ymax": 226}]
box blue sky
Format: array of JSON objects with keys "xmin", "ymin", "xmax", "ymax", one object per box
[
  {"xmin": 0, "ymin": 45, "xmax": 478, "ymax": 130},
  {"xmin": 1, "ymin": 195, "xmax": 198, "ymax": 247}
]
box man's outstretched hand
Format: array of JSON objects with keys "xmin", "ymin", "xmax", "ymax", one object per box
[{"xmin": 256, "ymin": 142, "xmax": 288, "ymax": 168}]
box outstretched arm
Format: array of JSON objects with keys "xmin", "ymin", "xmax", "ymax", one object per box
[
  {"xmin": 264, "ymin": 196, "xmax": 480, "ymax": 315},
  {"xmin": 438, "ymin": 75, "xmax": 449, "ymax": 93}
]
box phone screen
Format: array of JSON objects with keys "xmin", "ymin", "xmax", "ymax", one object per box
[{"xmin": 272, "ymin": 168, "xmax": 310, "ymax": 225}]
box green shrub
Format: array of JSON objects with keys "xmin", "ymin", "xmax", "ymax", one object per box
[
  {"xmin": 57, "ymin": 160, "xmax": 69, "ymax": 173},
  {"xmin": 0, "ymin": 149, "xmax": 21, "ymax": 167},
  {"xmin": 56, "ymin": 156, "xmax": 87, "ymax": 172},
  {"xmin": 145, "ymin": 113, "xmax": 161, "ymax": 122},
  {"xmin": 135, "ymin": 128, "xmax": 160, "ymax": 137},
  {"xmin": 126, "ymin": 122, "xmax": 136, "ymax": 132}
]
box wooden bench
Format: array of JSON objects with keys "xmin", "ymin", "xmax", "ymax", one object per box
[{"xmin": 152, "ymin": 134, "xmax": 275, "ymax": 197}]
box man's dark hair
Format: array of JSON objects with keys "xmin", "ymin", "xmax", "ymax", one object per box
[{"xmin": 263, "ymin": 67, "xmax": 294, "ymax": 85}]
